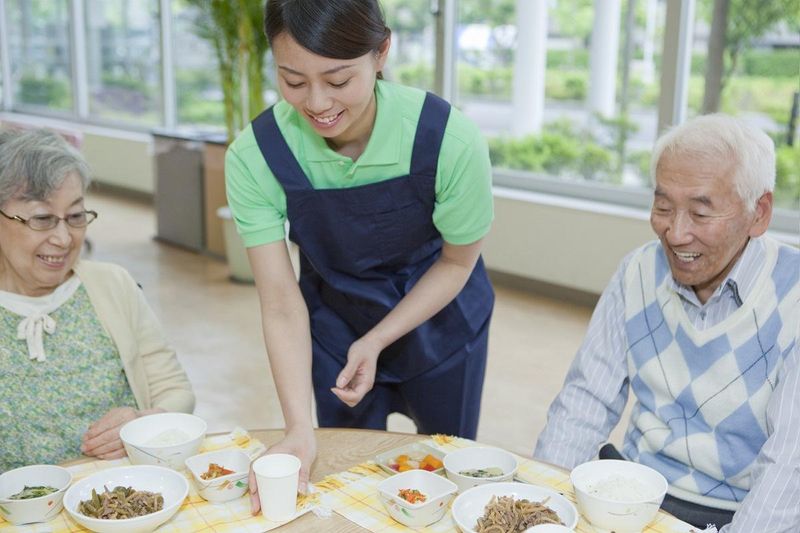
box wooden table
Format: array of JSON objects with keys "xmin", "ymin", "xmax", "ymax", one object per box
[{"xmin": 65, "ymin": 428, "xmax": 686, "ymax": 533}]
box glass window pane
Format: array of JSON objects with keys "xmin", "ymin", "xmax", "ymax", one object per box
[
  {"xmin": 6, "ymin": 0, "xmax": 73, "ymax": 113},
  {"xmin": 383, "ymin": 0, "xmax": 436, "ymax": 91},
  {"xmin": 688, "ymin": 3, "xmax": 800, "ymax": 211},
  {"xmin": 457, "ymin": 0, "xmax": 666, "ymax": 191},
  {"xmin": 85, "ymin": 0, "xmax": 162, "ymax": 125},
  {"xmin": 171, "ymin": 0, "xmax": 225, "ymax": 129}
]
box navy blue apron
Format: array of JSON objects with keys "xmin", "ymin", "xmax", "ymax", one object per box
[{"xmin": 252, "ymin": 92, "xmax": 494, "ymax": 438}]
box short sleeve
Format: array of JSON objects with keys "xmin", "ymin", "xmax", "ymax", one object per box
[
  {"xmin": 224, "ymin": 126, "xmax": 287, "ymax": 247},
  {"xmin": 432, "ymin": 112, "xmax": 494, "ymax": 245}
]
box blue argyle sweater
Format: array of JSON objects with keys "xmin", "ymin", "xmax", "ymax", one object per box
[{"xmin": 621, "ymin": 237, "xmax": 799, "ymax": 510}]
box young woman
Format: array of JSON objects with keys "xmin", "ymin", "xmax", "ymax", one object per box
[{"xmin": 225, "ymin": 0, "xmax": 494, "ymax": 506}]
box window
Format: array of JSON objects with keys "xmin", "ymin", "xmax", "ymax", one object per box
[
  {"xmin": 84, "ymin": 0, "xmax": 162, "ymax": 125},
  {"xmin": 6, "ymin": 0, "xmax": 73, "ymax": 114},
  {"xmin": 456, "ymin": 0, "xmax": 667, "ymax": 195},
  {"xmin": 171, "ymin": 0, "xmax": 224, "ymax": 128},
  {"xmin": 383, "ymin": 0, "xmax": 436, "ymax": 92},
  {"xmin": 687, "ymin": 1, "xmax": 800, "ymax": 211}
]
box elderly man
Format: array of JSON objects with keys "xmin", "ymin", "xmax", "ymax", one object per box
[{"xmin": 534, "ymin": 114, "xmax": 799, "ymax": 531}]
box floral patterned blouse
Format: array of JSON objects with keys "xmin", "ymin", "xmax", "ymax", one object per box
[{"xmin": 0, "ymin": 284, "xmax": 137, "ymax": 472}]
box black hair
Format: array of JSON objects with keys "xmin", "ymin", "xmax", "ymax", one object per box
[{"xmin": 265, "ymin": 0, "xmax": 391, "ymax": 65}]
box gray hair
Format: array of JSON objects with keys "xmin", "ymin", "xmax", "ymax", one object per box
[
  {"xmin": 0, "ymin": 128, "xmax": 91, "ymax": 207},
  {"xmin": 650, "ymin": 113, "xmax": 775, "ymax": 211}
]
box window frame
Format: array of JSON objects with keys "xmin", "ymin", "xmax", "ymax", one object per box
[{"xmin": 0, "ymin": 0, "xmax": 796, "ymax": 234}]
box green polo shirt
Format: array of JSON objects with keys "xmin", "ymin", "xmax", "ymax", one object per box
[{"xmin": 225, "ymin": 80, "xmax": 493, "ymax": 247}]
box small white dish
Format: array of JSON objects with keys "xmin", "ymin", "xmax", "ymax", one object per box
[
  {"xmin": 184, "ymin": 449, "xmax": 250, "ymax": 503},
  {"xmin": 377, "ymin": 469, "xmax": 458, "ymax": 528},
  {"xmin": 63, "ymin": 465, "xmax": 188, "ymax": 533},
  {"xmin": 120, "ymin": 413, "xmax": 206, "ymax": 470},
  {"xmin": 374, "ymin": 442, "xmax": 445, "ymax": 475},
  {"xmin": 451, "ymin": 482, "xmax": 579, "ymax": 533},
  {"xmin": 570, "ymin": 459, "xmax": 667, "ymax": 533},
  {"xmin": 443, "ymin": 447, "xmax": 518, "ymax": 493},
  {"xmin": 0, "ymin": 465, "xmax": 72, "ymax": 525}
]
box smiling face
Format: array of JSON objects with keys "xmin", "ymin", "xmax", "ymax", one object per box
[
  {"xmin": 650, "ymin": 151, "xmax": 772, "ymax": 304},
  {"xmin": 0, "ymin": 172, "xmax": 88, "ymax": 296},
  {"xmin": 271, "ymin": 32, "xmax": 389, "ymax": 155}
]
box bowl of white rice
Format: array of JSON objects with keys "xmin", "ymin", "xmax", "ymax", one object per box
[
  {"xmin": 570, "ymin": 459, "xmax": 667, "ymax": 533},
  {"xmin": 120, "ymin": 413, "xmax": 207, "ymax": 470}
]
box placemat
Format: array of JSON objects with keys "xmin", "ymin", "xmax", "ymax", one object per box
[
  {"xmin": 0, "ymin": 429, "xmax": 317, "ymax": 533},
  {"xmin": 314, "ymin": 435, "xmax": 700, "ymax": 533}
]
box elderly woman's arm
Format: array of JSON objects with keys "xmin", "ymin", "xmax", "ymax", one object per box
[{"xmin": 79, "ymin": 262, "xmax": 194, "ymax": 458}]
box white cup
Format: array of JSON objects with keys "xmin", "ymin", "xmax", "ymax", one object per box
[{"xmin": 252, "ymin": 454, "xmax": 301, "ymax": 522}]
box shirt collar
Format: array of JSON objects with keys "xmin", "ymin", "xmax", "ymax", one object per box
[
  {"xmin": 299, "ymin": 80, "xmax": 402, "ymax": 166},
  {"xmin": 668, "ymin": 237, "xmax": 765, "ymax": 308}
]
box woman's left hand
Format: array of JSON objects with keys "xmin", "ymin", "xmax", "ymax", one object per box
[
  {"xmin": 81, "ymin": 407, "xmax": 164, "ymax": 459},
  {"xmin": 331, "ymin": 336, "xmax": 383, "ymax": 407}
]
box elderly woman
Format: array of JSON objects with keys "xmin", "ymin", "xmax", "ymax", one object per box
[{"xmin": 0, "ymin": 128, "xmax": 194, "ymax": 472}]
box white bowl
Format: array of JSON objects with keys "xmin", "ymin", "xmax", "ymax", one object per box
[
  {"xmin": 377, "ymin": 469, "xmax": 458, "ymax": 528},
  {"xmin": 374, "ymin": 442, "xmax": 446, "ymax": 475},
  {"xmin": 0, "ymin": 465, "xmax": 72, "ymax": 525},
  {"xmin": 570, "ymin": 460, "xmax": 667, "ymax": 533},
  {"xmin": 443, "ymin": 447, "xmax": 518, "ymax": 493},
  {"xmin": 120, "ymin": 413, "xmax": 207, "ymax": 470},
  {"xmin": 451, "ymin": 482, "xmax": 579, "ymax": 533},
  {"xmin": 184, "ymin": 449, "xmax": 250, "ymax": 503},
  {"xmin": 63, "ymin": 465, "xmax": 188, "ymax": 533}
]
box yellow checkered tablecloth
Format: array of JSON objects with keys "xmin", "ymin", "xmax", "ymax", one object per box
[
  {"xmin": 0, "ymin": 429, "xmax": 317, "ymax": 533},
  {"xmin": 314, "ymin": 435, "xmax": 700, "ymax": 533}
]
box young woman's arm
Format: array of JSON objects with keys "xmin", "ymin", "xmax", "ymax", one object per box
[
  {"xmin": 246, "ymin": 241, "xmax": 317, "ymax": 512},
  {"xmin": 332, "ymin": 238, "xmax": 484, "ymax": 406}
]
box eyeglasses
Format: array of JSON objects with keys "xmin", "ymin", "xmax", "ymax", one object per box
[{"xmin": 0, "ymin": 208, "xmax": 98, "ymax": 231}]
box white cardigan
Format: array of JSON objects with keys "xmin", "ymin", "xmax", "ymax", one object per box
[{"xmin": 74, "ymin": 260, "xmax": 195, "ymax": 413}]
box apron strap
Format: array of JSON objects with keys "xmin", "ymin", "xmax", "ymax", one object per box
[
  {"xmin": 252, "ymin": 106, "xmax": 312, "ymax": 191},
  {"xmin": 410, "ymin": 92, "xmax": 451, "ymax": 178}
]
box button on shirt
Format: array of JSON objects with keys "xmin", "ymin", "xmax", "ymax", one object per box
[{"xmin": 534, "ymin": 238, "xmax": 800, "ymax": 532}]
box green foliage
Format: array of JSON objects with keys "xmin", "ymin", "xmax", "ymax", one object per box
[
  {"xmin": 459, "ymin": 0, "xmax": 515, "ymax": 26},
  {"xmin": 545, "ymin": 71, "xmax": 588, "ymax": 101},
  {"xmin": 458, "ymin": 64, "xmax": 513, "ymax": 100},
  {"xmin": 547, "ymin": 49, "xmax": 590, "ymax": 69},
  {"xmin": 183, "ymin": 0, "xmax": 269, "ymax": 142},
  {"xmin": 18, "ymin": 74, "xmax": 70, "ymax": 108},
  {"xmin": 775, "ymin": 144, "xmax": 800, "ymax": 210},
  {"xmin": 489, "ymin": 121, "xmax": 614, "ymax": 181},
  {"xmin": 550, "ymin": 0, "xmax": 594, "ymax": 39},
  {"xmin": 393, "ymin": 63, "xmax": 434, "ymax": 90},
  {"xmin": 101, "ymin": 73, "xmax": 148, "ymax": 94},
  {"xmin": 741, "ymin": 49, "xmax": 800, "ymax": 78}
]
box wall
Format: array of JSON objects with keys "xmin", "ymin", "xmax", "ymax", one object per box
[
  {"xmin": 82, "ymin": 131, "xmax": 154, "ymax": 193},
  {"xmin": 484, "ymin": 188, "xmax": 655, "ymax": 295}
]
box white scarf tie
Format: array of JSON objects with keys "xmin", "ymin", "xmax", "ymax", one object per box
[
  {"xmin": 0, "ymin": 276, "xmax": 82, "ymax": 362},
  {"xmin": 17, "ymin": 312, "xmax": 57, "ymax": 362}
]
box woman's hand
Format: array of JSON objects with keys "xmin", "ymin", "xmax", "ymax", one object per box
[
  {"xmin": 81, "ymin": 407, "xmax": 165, "ymax": 459},
  {"xmin": 249, "ymin": 427, "xmax": 316, "ymax": 515},
  {"xmin": 331, "ymin": 336, "xmax": 383, "ymax": 407}
]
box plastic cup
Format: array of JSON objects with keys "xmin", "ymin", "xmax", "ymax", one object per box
[{"xmin": 252, "ymin": 454, "xmax": 301, "ymax": 522}]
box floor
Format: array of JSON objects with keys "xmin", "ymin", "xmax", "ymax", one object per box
[{"xmin": 85, "ymin": 190, "xmax": 628, "ymax": 458}]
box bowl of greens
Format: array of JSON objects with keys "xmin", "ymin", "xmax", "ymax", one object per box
[{"xmin": 0, "ymin": 464, "xmax": 72, "ymax": 524}]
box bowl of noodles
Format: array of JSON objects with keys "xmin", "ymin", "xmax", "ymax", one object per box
[
  {"xmin": 63, "ymin": 465, "xmax": 188, "ymax": 533},
  {"xmin": 451, "ymin": 482, "xmax": 578, "ymax": 533}
]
